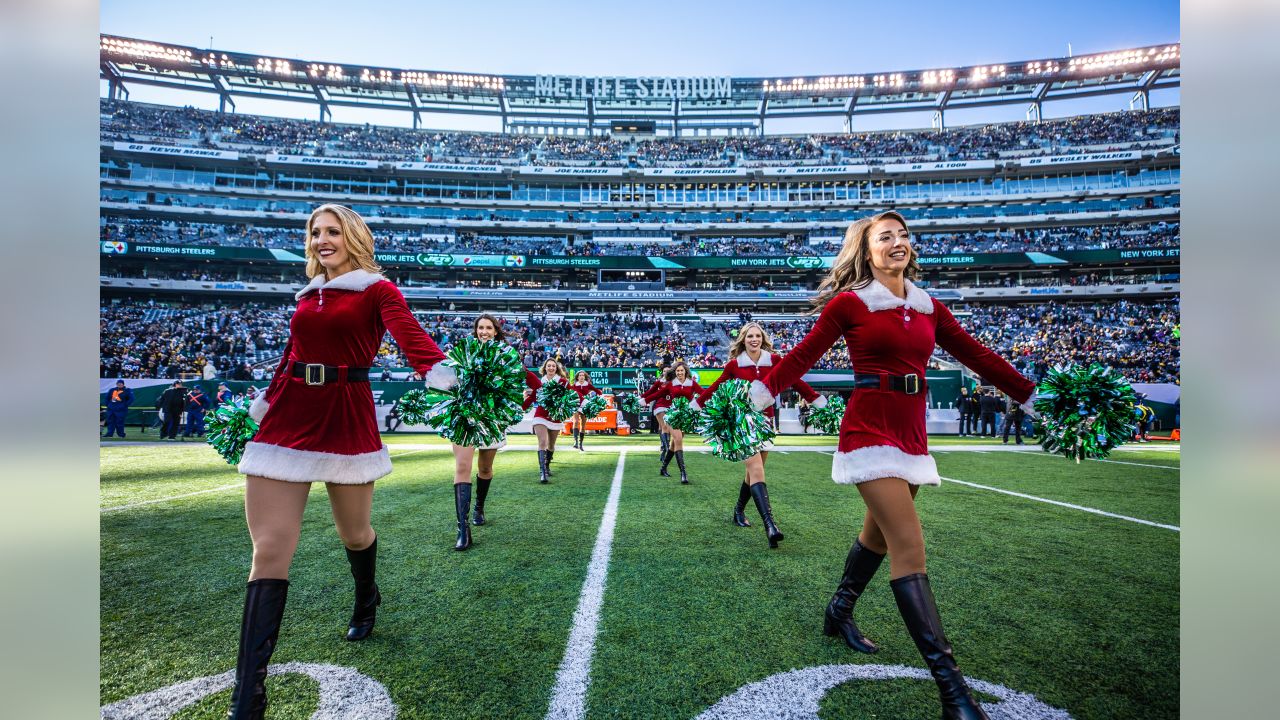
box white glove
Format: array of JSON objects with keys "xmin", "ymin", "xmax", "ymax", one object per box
[
  {"xmin": 811, "ymin": 395, "xmax": 829, "ymax": 410},
  {"xmin": 749, "ymin": 380, "xmax": 775, "ymax": 412},
  {"xmin": 690, "ymin": 399, "xmax": 701, "ymax": 412},
  {"xmin": 423, "ymin": 363, "xmax": 459, "ymax": 391},
  {"xmin": 1019, "ymin": 386, "xmax": 1040, "ymax": 419}
]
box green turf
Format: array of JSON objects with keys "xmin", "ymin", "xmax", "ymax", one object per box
[{"xmin": 101, "ymin": 443, "xmax": 1178, "ymax": 719}]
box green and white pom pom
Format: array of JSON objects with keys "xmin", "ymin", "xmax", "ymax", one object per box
[
  {"xmin": 578, "ymin": 392, "xmax": 609, "ymax": 420},
  {"xmin": 696, "ymin": 379, "xmax": 777, "ymax": 462},
  {"xmin": 205, "ymin": 395, "xmax": 259, "ymax": 465},
  {"xmin": 536, "ymin": 379, "xmax": 580, "ymax": 423},
  {"xmin": 1034, "ymin": 364, "xmax": 1138, "ymax": 462},
  {"xmin": 394, "ymin": 388, "xmax": 450, "ymax": 426},
  {"xmin": 663, "ymin": 397, "xmax": 702, "ymax": 433},
  {"xmin": 422, "ymin": 338, "xmax": 527, "ymax": 447},
  {"xmin": 807, "ymin": 395, "xmax": 845, "ymax": 435},
  {"xmin": 616, "ymin": 393, "xmax": 642, "ymax": 416}
]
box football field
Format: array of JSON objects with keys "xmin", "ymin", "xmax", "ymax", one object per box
[{"xmin": 100, "ymin": 434, "xmax": 1178, "ymax": 719}]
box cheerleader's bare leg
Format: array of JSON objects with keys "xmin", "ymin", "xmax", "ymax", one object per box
[
  {"xmin": 733, "ymin": 450, "xmax": 767, "ymax": 526},
  {"xmin": 534, "ymin": 425, "xmax": 551, "ymax": 483},
  {"xmin": 572, "ymin": 413, "xmax": 585, "ymax": 450},
  {"xmin": 450, "ymin": 444, "xmax": 475, "ymax": 550},
  {"xmin": 230, "ymin": 475, "xmax": 310, "ymax": 719},
  {"xmin": 857, "ymin": 477, "xmax": 989, "ymax": 720},
  {"xmin": 669, "ymin": 427, "xmax": 688, "ymax": 484},
  {"xmin": 326, "ymin": 482, "xmax": 382, "ymax": 641},
  {"xmin": 473, "ymin": 448, "xmax": 497, "ymax": 525},
  {"xmin": 545, "ymin": 424, "xmax": 561, "ymax": 475}
]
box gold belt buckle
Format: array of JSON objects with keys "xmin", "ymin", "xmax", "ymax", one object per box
[
  {"xmin": 305, "ymin": 363, "xmax": 325, "ymax": 386},
  {"xmin": 903, "ymin": 373, "xmax": 920, "ymax": 394}
]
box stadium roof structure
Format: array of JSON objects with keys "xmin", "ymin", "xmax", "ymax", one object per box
[{"xmin": 101, "ymin": 35, "xmax": 1179, "ymax": 136}]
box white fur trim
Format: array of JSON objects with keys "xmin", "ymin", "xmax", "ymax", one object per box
[
  {"xmin": 852, "ymin": 279, "xmax": 933, "ymax": 314},
  {"xmin": 294, "ymin": 269, "xmax": 385, "ymax": 300},
  {"xmin": 832, "ymin": 445, "xmax": 940, "ymax": 486},
  {"xmin": 672, "ymin": 378, "xmax": 694, "ymax": 387},
  {"xmin": 689, "ymin": 399, "xmax": 701, "ymax": 412},
  {"xmin": 423, "ymin": 363, "xmax": 458, "ymax": 391},
  {"xmin": 477, "ymin": 437, "xmax": 507, "ymax": 450},
  {"xmin": 736, "ymin": 352, "xmax": 773, "ymax": 367},
  {"xmin": 530, "ymin": 417, "xmax": 566, "ymax": 430},
  {"xmin": 749, "ymin": 380, "xmax": 775, "ymax": 412},
  {"xmin": 239, "ymin": 442, "xmax": 392, "ymax": 484},
  {"xmin": 811, "ymin": 395, "xmax": 829, "ymax": 410},
  {"xmin": 651, "ymin": 406, "xmax": 669, "ymax": 417},
  {"xmin": 248, "ymin": 393, "xmax": 270, "ymax": 422}
]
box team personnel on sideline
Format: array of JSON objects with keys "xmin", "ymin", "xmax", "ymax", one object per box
[
  {"xmin": 750, "ymin": 211, "xmax": 1037, "ymax": 720},
  {"xmin": 695, "ymin": 322, "xmax": 826, "ymax": 545},
  {"xmin": 228, "ymin": 204, "xmax": 454, "ymax": 719},
  {"xmin": 103, "ymin": 379, "xmax": 134, "ymax": 438}
]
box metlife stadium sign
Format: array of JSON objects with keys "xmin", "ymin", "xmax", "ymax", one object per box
[{"xmin": 534, "ymin": 76, "xmax": 733, "ymax": 100}]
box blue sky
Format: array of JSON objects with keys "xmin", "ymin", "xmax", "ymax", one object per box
[{"xmin": 100, "ymin": 0, "xmax": 1180, "ymax": 132}]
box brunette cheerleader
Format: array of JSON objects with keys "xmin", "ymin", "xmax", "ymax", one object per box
[
  {"xmin": 569, "ymin": 370, "xmax": 601, "ymax": 451},
  {"xmin": 524, "ymin": 358, "xmax": 570, "ymax": 483}
]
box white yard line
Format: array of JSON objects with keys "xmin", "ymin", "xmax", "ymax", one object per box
[
  {"xmin": 1022, "ymin": 452, "xmax": 1178, "ymax": 471},
  {"xmin": 544, "ymin": 452, "xmax": 627, "ymax": 720},
  {"xmin": 101, "ymin": 483, "xmax": 244, "ymax": 513},
  {"xmin": 941, "ymin": 476, "xmax": 1179, "ymax": 532}
]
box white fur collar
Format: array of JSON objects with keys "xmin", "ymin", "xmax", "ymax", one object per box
[
  {"xmin": 672, "ymin": 378, "xmax": 694, "ymax": 387},
  {"xmin": 736, "ymin": 352, "xmax": 773, "ymax": 367},
  {"xmin": 852, "ymin": 279, "xmax": 933, "ymax": 314},
  {"xmin": 295, "ymin": 269, "xmax": 386, "ymax": 300}
]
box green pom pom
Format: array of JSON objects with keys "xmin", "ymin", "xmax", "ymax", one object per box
[
  {"xmin": 616, "ymin": 394, "xmax": 642, "ymax": 416},
  {"xmin": 1034, "ymin": 364, "xmax": 1138, "ymax": 462},
  {"xmin": 422, "ymin": 338, "xmax": 527, "ymax": 447},
  {"xmin": 807, "ymin": 395, "xmax": 845, "ymax": 435},
  {"xmin": 663, "ymin": 397, "xmax": 702, "ymax": 433},
  {"xmin": 395, "ymin": 388, "xmax": 448, "ymax": 426},
  {"xmin": 578, "ymin": 393, "xmax": 609, "ymax": 420},
  {"xmin": 536, "ymin": 379, "xmax": 580, "ymax": 423},
  {"xmin": 697, "ymin": 379, "xmax": 776, "ymax": 462},
  {"xmin": 205, "ymin": 395, "xmax": 259, "ymax": 465}
]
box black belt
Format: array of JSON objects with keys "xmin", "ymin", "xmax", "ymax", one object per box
[
  {"xmin": 853, "ymin": 372, "xmax": 925, "ymax": 395},
  {"xmin": 289, "ymin": 361, "xmax": 371, "ymax": 385}
]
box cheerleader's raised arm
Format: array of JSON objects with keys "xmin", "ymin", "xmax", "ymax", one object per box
[
  {"xmin": 373, "ymin": 281, "xmax": 453, "ymax": 390},
  {"xmin": 932, "ymin": 300, "xmax": 1036, "ymax": 413},
  {"xmin": 750, "ymin": 292, "xmax": 860, "ymax": 410}
]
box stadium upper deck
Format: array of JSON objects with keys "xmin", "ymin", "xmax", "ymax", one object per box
[{"xmin": 100, "ymin": 35, "xmax": 1178, "ymax": 136}]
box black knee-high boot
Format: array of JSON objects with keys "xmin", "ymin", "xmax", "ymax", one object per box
[
  {"xmin": 748, "ymin": 482, "xmax": 784, "ymax": 548},
  {"xmin": 345, "ymin": 537, "xmax": 381, "ymax": 641},
  {"xmin": 824, "ymin": 539, "xmax": 885, "ymax": 653},
  {"xmin": 659, "ymin": 449, "xmax": 673, "ymax": 477},
  {"xmin": 733, "ymin": 482, "xmax": 752, "ymax": 526},
  {"xmin": 659, "ymin": 431, "xmax": 669, "ymax": 458},
  {"xmin": 538, "ymin": 449, "xmax": 550, "ymax": 484},
  {"xmin": 228, "ymin": 579, "xmax": 288, "ymax": 719},
  {"xmin": 891, "ymin": 573, "xmax": 990, "ymax": 720},
  {"xmin": 473, "ymin": 475, "xmax": 491, "ymax": 525},
  {"xmin": 454, "ymin": 484, "xmax": 472, "ymax": 551},
  {"xmin": 546, "ymin": 448, "xmax": 555, "ymax": 476},
  {"xmin": 675, "ymin": 449, "xmax": 688, "ymax": 484}
]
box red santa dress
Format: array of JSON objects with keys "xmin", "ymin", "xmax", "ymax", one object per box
[
  {"xmin": 696, "ymin": 351, "xmax": 825, "ymax": 451},
  {"xmin": 239, "ymin": 269, "xmax": 451, "ymax": 484},
  {"xmin": 752, "ymin": 279, "xmax": 1034, "ymax": 486},
  {"xmin": 525, "ymin": 373, "xmax": 571, "ymax": 430}
]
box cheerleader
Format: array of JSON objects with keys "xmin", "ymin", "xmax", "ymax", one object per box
[
  {"xmin": 524, "ymin": 358, "xmax": 570, "ymax": 483},
  {"xmin": 445, "ymin": 314, "xmax": 539, "ymax": 551},
  {"xmin": 654, "ymin": 362, "xmax": 702, "ymax": 484},
  {"xmin": 750, "ymin": 211, "xmax": 1036, "ymax": 720},
  {"xmin": 569, "ymin": 370, "xmax": 600, "ymax": 451},
  {"xmin": 693, "ymin": 322, "xmax": 825, "ymax": 547},
  {"xmin": 641, "ymin": 365, "xmax": 671, "ymax": 460},
  {"xmin": 230, "ymin": 204, "xmax": 454, "ymax": 719}
]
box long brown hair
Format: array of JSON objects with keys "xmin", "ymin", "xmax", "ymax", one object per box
[
  {"xmin": 809, "ymin": 210, "xmax": 919, "ymax": 313},
  {"xmin": 304, "ymin": 203, "xmax": 382, "ymax": 279},
  {"xmin": 664, "ymin": 361, "xmax": 691, "ymax": 383},
  {"xmin": 473, "ymin": 313, "xmax": 506, "ymax": 343},
  {"xmin": 727, "ymin": 321, "xmax": 775, "ymax": 360}
]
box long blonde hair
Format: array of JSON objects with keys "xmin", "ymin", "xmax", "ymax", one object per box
[
  {"xmin": 810, "ymin": 210, "xmax": 918, "ymax": 313},
  {"xmin": 727, "ymin": 321, "xmax": 775, "ymax": 360},
  {"xmin": 304, "ymin": 203, "xmax": 383, "ymax": 279}
]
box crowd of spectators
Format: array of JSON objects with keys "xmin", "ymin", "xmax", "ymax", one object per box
[
  {"xmin": 102, "ymin": 99, "xmax": 1178, "ymax": 167},
  {"xmin": 100, "ymin": 302, "xmax": 291, "ymax": 379},
  {"xmin": 100, "ymin": 298, "xmax": 1179, "ymax": 386}
]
